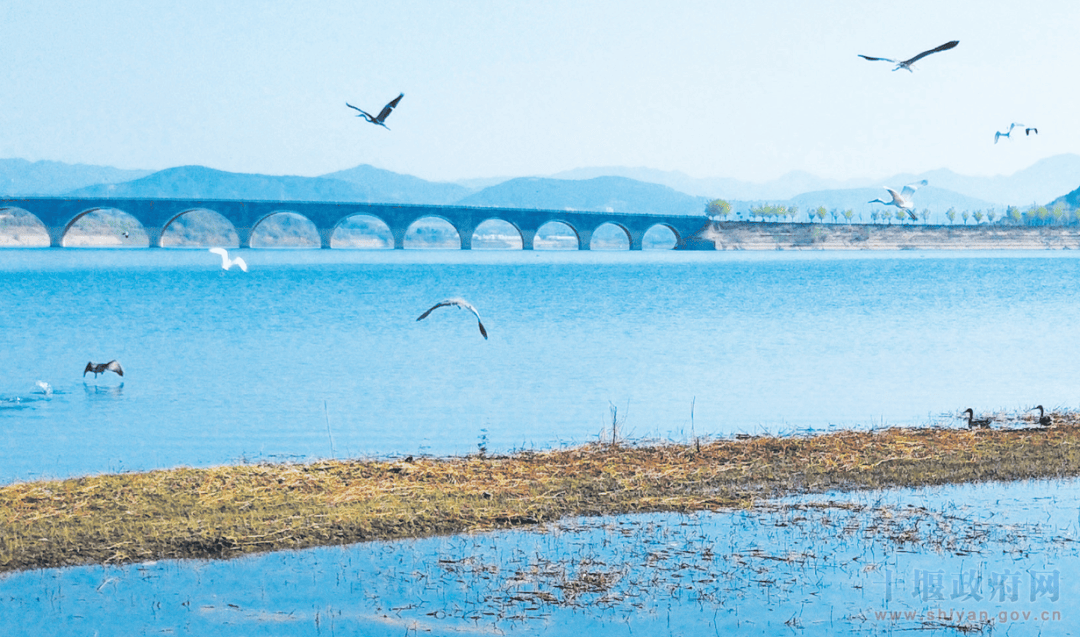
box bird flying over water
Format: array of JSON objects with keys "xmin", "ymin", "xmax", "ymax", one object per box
[
  {"xmin": 417, "ymin": 298, "xmax": 488, "ymax": 339},
  {"xmin": 859, "ymin": 40, "xmax": 959, "ymax": 72},
  {"xmin": 84, "ymin": 360, "xmax": 124, "ymax": 378},
  {"xmin": 346, "ymin": 93, "xmax": 403, "ymax": 130},
  {"xmin": 209, "ymin": 247, "xmax": 248, "ymax": 272},
  {"xmin": 868, "ymin": 180, "xmax": 928, "ymax": 220}
]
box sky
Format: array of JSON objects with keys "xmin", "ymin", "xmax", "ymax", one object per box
[{"xmin": 1, "ymin": 0, "xmax": 1078, "ymax": 184}]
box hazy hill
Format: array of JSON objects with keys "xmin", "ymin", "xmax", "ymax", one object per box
[
  {"xmin": 456, "ymin": 176, "xmax": 706, "ymax": 215},
  {"xmin": 551, "ymin": 166, "xmax": 867, "ymax": 200},
  {"xmin": 889, "ymin": 155, "xmax": 1080, "ymax": 207},
  {"xmin": 1049, "ymin": 184, "xmax": 1080, "ymax": 210},
  {"xmin": 66, "ymin": 166, "xmax": 371, "ymax": 201},
  {"xmin": 553, "ymin": 154, "xmax": 1080, "ymax": 207},
  {"xmin": 319, "ymin": 164, "xmax": 473, "ymax": 204},
  {"xmin": 0, "ymin": 158, "xmax": 151, "ymax": 196}
]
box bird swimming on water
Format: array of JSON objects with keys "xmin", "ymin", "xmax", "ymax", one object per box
[
  {"xmin": 209, "ymin": 247, "xmax": 248, "ymax": 272},
  {"xmin": 347, "ymin": 93, "xmax": 404, "ymax": 130},
  {"xmin": 1031, "ymin": 405, "xmax": 1052, "ymax": 427},
  {"xmin": 417, "ymin": 298, "xmax": 488, "ymax": 339},
  {"xmin": 961, "ymin": 408, "xmax": 991, "ymax": 429},
  {"xmin": 859, "ymin": 40, "xmax": 959, "ymax": 72},
  {"xmin": 868, "ymin": 180, "xmax": 928, "ymax": 220},
  {"xmin": 84, "ymin": 360, "xmax": 124, "ymax": 378}
]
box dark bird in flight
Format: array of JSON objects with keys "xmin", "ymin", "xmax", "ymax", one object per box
[
  {"xmin": 1025, "ymin": 127, "xmax": 1038, "ymax": 136},
  {"xmin": 346, "ymin": 93, "xmax": 404, "ymax": 129},
  {"xmin": 859, "ymin": 40, "xmax": 959, "ymax": 72},
  {"xmin": 84, "ymin": 360, "xmax": 124, "ymax": 378},
  {"xmin": 961, "ymin": 408, "xmax": 991, "ymax": 429},
  {"xmin": 1031, "ymin": 405, "xmax": 1052, "ymax": 427},
  {"xmin": 868, "ymin": 179, "xmax": 928, "ymax": 220},
  {"xmin": 417, "ymin": 298, "xmax": 488, "ymax": 339}
]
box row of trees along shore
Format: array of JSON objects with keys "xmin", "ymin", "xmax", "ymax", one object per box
[{"xmin": 705, "ymin": 199, "xmax": 1080, "ymax": 226}]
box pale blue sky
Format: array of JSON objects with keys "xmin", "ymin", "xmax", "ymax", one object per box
[{"xmin": 1, "ymin": 0, "xmax": 1077, "ymax": 183}]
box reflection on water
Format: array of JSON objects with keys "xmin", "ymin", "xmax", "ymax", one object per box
[{"xmin": 2, "ymin": 479, "xmax": 1077, "ymax": 636}]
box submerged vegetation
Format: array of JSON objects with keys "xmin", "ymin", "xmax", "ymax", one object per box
[{"xmin": 4, "ymin": 412, "xmax": 1080, "ymax": 574}]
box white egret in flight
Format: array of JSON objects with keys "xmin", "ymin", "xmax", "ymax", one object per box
[
  {"xmin": 209, "ymin": 247, "xmax": 248, "ymax": 272},
  {"xmin": 868, "ymin": 180, "xmax": 928, "ymax": 220}
]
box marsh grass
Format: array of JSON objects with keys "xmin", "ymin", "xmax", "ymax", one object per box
[{"xmin": 5, "ymin": 411, "xmax": 1080, "ymax": 573}]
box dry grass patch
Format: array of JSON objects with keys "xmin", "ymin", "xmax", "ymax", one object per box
[{"xmin": 4, "ymin": 412, "xmax": 1080, "ymax": 573}]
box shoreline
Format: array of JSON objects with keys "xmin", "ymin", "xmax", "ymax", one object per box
[
  {"xmin": 4, "ymin": 414, "xmax": 1080, "ymax": 574},
  {"xmin": 698, "ymin": 221, "xmax": 1080, "ymax": 250}
]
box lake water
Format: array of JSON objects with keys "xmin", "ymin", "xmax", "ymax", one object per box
[
  {"xmin": 4, "ymin": 478, "xmax": 1078, "ymax": 635},
  {"xmin": 3, "ymin": 248, "xmax": 1080, "ymax": 483},
  {"xmin": 4, "ymin": 247, "xmax": 1080, "ymax": 636}
]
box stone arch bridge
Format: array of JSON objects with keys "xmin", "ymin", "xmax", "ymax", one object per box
[{"xmin": 0, "ymin": 197, "xmax": 715, "ymax": 250}]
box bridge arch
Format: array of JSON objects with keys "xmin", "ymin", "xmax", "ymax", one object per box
[
  {"xmin": 160, "ymin": 208, "xmax": 240, "ymax": 248},
  {"xmin": 250, "ymin": 211, "xmax": 320, "ymax": 248},
  {"xmin": 63, "ymin": 208, "xmax": 149, "ymax": 247},
  {"xmin": 642, "ymin": 223, "xmax": 681, "ymax": 250},
  {"xmin": 472, "ymin": 218, "xmax": 524, "ymax": 250},
  {"xmin": 590, "ymin": 221, "xmax": 631, "ymax": 250},
  {"xmin": 329, "ymin": 213, "xmax": 393, "ymax": 249},
  {"xmin": 0, "ymin": 207, "xmax": 49, "ymax": 247},
  {"xmin": 404, "ymin": 215, "xmax": 461, "ymax": 249},
  {"xmin": 534, "ymin": 220, "xmax": 582, "ymax": 250}
]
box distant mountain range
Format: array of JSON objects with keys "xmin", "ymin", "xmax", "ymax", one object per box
[
  {"xmin": 550, "ymin": 155, "xmax": 1080, "ymax": 207},
  {"xmin": 2, "ymin": 155, "xmax": 1078, "ymax": 221},
  {"xmin": 456, "ymin": 176, "xmax": 704, "ymax": 215},
  {"xmin": 0, "ymin": 159, "xmax": 151, "ymax": 196}
]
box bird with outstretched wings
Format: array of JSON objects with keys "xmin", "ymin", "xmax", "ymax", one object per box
[
  {"xmin": 347, "ymin": 93, "xmax": 404, "ymax": 129},
  {"xmin": 859, "ymin": 40, "xmax": 958, "ymax": 72},
  {"xmin": 417, "ymin": 298, "xmax": 488, "ymax": 339}
]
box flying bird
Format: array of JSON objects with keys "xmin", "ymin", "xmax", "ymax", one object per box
[
  {"xmin": 417, "ymin": 298, "xmax": 488, "ymax": 339},
  {"xmin": 1025, "ymin": 127, "xmax": 1038, "ymax": 136},
  {"xmin": 859, "ymin": 40, "xmax": 959, "ymax": 72},
  {"xmin": 995, "ymin": 122, "xmax": 1024, "ymax": 143},
  {"xmin": 868, "ymin": 180, "xmax": 928, "ymax": 220},
  {"xmin": 346, "ymin": 93, "xmax": 404, "ymax": 130},
  {"xmin": 209, "ymin": 247, "xmax": 248, "ymax": 272},
  {"xmin": 84, "ymin": 360, "xmax": 124, "ymax": 378},
  {"xmin": 1031, "ymin": 405, "xmax": 1052, "ymax": 427},
  {"xmin": 961, "ymin": 408, "xmax": 991, "ymax": 429}
]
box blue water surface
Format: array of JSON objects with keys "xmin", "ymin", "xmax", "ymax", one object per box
[{"xmin": 2, "ymin": 248, "xmax": 1080, "ymax": 482}]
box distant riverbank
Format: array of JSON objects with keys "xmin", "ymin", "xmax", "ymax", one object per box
[
  {"xmin": 698, "ymin": 221, "xmax": 1080, "ymax": 250},
  {"xmin": 3, "ymin": 412, "xmax": 1078, "ymax": 573}
]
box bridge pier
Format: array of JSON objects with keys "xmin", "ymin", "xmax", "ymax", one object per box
[
  {"xmin": 577, "ymin": 229, "xmax": 593, "ymax": 250},
  {"xmin": 391, "ymin": 227, "xmax": 407, "ymax": 250},
  {"xmin": 520, "ymin": 228, "xmax": 536, "ymax": 250},
  {"xmin": 458, "ymin": 224, "xmax": 474, "ymax": 250},
  {"xmin": 628, "ymin": 229, "xmax": 645, "ymax": 250},
  {"xmin": 145, "ymin": 227, "xmax": 162, "ymax": 248},
  {"xmin": 236, "ymin": 227, "xmax": 253, "ymax": 249},
  {"xmin": 46, "ymin": 226, "xmax": 65, "ymax": 248},
  {"xmin": 318, "ymin": 227, "xmax": 335, "ymax": 249}
]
